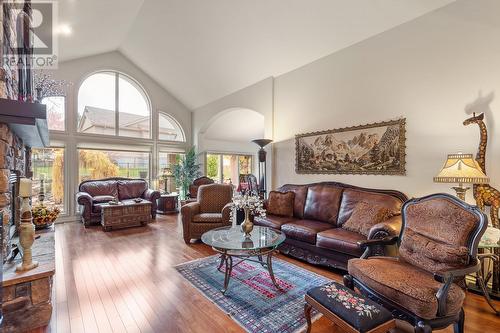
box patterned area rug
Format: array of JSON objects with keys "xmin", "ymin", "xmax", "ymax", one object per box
[{"xmin": 175, "ymin": 255, "xmax": 332, "ymax": 333}]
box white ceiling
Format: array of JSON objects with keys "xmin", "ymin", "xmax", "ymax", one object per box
[
  {"xmin": 203, "ymin": 108, "xmax": 265, "ymax": 142},
  {"xmin": 57, "ymin": 0, "xmax": 456, "ymax": 109}
]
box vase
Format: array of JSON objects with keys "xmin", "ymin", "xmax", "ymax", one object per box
[{"xmin": 240, "ymin": 207, "xmax": 253, "ymax": 237}]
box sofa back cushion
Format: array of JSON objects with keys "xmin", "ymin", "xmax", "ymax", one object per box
[
  {"xmin": 198, "ymin": 184, "xmax": 233, "ymax": 213},
  {"xmin": 118, "ymin": 179, "xmax": 148, "ymax": 200},
  {"xmin": 278, "ymin": 184, "xmax": 308, "ymax": 218},
  {"xmin": 80, "ymin": 180, "xmax": 118, "ymax": 198},
  {"xmin": 399, "ymin": 196, "xmax": 480, "ymax": 273},
  {"xmin": 342, "ymin": 201, "xmax": 394, "ymax": 236},
  {"xmin": 267, "ymin": 191, "xmax": 295, "ymax": 217},
  {"xmin": 303, "ymin": 185, "xmax": 343, "ymax": 225},
  {"xmin": 337, "ymin": 189, "xmax": 402, "ymax": 227}
]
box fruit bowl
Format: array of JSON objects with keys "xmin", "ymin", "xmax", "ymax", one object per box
[{"xmin": 32, "ymin": 204, "xmax": 60, "ymax": 230}]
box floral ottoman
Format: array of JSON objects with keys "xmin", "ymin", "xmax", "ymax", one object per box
[{"xmin": 304, "ymin": 281, "xmax": 395, "ymax": 333}]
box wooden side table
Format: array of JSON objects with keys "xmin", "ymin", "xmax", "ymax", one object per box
[{"xmin": 157, "ymin": 193, "xmax": 179, "ymax": 214}]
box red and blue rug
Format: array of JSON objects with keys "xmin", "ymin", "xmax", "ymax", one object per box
[{"xmin": 175, "ymin": 255, "xmax": 332, "ymax": 333}]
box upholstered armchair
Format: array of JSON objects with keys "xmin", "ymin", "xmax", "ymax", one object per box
[
  {"xmin": 181, "ymin": 184, "xmax": 233, "ymax": 243},
  {"xmin": 344, "ymin": 193, "xmax": 487, "ymax": 333}
]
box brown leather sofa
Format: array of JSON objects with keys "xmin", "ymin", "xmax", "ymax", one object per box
[
  {"xmin": 254, "ymin": 182, "xmax": 408, "ymax": 270},
  {"xmin": 76, "ymin": 178, "xmax": 161, "ymax": 226}
]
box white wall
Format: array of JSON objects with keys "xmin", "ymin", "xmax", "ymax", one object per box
[
  {"xmin": 272, "ymin": 0, "xmax": 500, "ymax": 204},
  {"xmin": 193, "ymin": 78, "xmax": 274, "ymax": 187}
]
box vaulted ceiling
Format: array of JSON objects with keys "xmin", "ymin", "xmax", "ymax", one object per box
[{"xmin": 58, "ymin": 0, "xmax": 456, "ymax": 110}]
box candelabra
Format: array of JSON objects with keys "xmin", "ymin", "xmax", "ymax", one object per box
[{"xmin": 16, "ymin": 178, "xmax": 38, "ymax": 272}]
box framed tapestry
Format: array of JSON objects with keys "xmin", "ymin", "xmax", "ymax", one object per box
[{"xmin": 295, "ymin": 119, "xmax": 406, "ymax": 175}]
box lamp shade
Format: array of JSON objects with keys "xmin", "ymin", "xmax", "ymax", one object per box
[
  {"xmin": 434, "ymin": 153, "xmax": 489, "ymax": 184},
  {"xmin": 252, "ymin": 139, "xmax": 273, "ymax": 148}
]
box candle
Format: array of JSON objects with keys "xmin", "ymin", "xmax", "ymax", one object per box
[{"xmin": 19, "ymin": 178, "xmax": 32, "ymax": 197}]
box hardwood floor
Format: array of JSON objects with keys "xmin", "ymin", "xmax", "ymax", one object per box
[{"xmin": 29, "ymin": 214, "xmax": 499, "ymax": 333}]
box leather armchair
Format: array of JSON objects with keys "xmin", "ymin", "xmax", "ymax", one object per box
[
  {"xmin": 181, "ymin": 183, "xmax": 233, "ymax": 244},
  {"xmin": 344, "ymin": 193, "xmax": 487, "ymax": 333}
]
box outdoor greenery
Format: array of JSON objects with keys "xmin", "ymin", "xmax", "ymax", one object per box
[
  {"xmin": 172, "ymin": 146, "xmax": 201, "ymax": 199},
  {"xmin": 206, "ymin": 154, "xmax": 219, "ymax": 180}
]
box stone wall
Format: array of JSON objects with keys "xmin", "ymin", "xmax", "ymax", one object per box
[{"xmin": 0, "ymin": 0, "xmax": 21, "ymax": 100}]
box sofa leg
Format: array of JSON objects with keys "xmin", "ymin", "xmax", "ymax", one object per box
[
  {"xmin": 304, "ymin": 303, "xmax": 313, "ymax": 333},
  {"xmin": 415, "ymin": 321, "xmax": 432, "ymax": 333},
  {"xmin": 184, "ymin": 237, "xmax": 191, "ymax": 244},
  {"xmin": 453, "ymin": 308, "xmax": 465, "ymax": 333},
  {"xmin": 343, "ymin": 274, "xmax": 354, "ymax": 290}
]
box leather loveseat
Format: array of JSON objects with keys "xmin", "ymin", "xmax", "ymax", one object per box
[
  {"xmin": 76, "ymin": 177, "xmax": 161, "ymax": 226},
  {"xmin": 254, "ymin": 182, "xmax": 407, "ymax": 270}
]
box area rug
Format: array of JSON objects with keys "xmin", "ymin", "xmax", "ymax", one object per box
[{"xmin": 175, "ymin": 255, "xmax": 332, "ymax": 333}]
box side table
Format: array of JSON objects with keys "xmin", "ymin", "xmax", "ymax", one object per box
[
  {"xmin": 467, "ymin": 243, "xmax": 500, "ymax": 315},
  {"xmin": 157, "ymin": 193, "xmax": 179, "ymax": 214}
]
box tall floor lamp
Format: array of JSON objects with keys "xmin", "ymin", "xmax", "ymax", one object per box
[{"xmin": 252, "ymin": 139, "xmax": 273, "ymax": 199}]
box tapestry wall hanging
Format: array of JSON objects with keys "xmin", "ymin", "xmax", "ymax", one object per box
[{"xmin": 295, "ymin": 119, "xmax": 406, "ymax": 175}]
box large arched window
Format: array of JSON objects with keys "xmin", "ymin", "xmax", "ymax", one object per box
[
  {"xmin": 77, "ymin": 71, "xmax": 151, "ymax": 139},
  {"xmin": 158, "ymin": 112, "xmax": 185, "ymax": 142}
]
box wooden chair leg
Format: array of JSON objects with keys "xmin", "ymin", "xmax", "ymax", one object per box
[
  {"xmin": 453, "ymin": 308, "xmax": 465, "ymax": 333},
  {"xmin": 304, "ymin": 302, "xmax": 313, "ymax": 333}
]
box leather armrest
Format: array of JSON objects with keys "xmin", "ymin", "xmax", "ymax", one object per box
[
  {"xmin": 143, "ymin": 188, "xmax": 160, "ymax": 201},
  {"xmin": 221, "ymin": 203, "xmax": 233, "ymax": 225},
  {"xmin": 357, "ymin": 236, "xmax": 398, "ymax": 250},
  {"xmin": 181, "ymin": 202, "xmax": 200, "ymax": 242},
  {"xmin": 76, "ymin": 192, "xmax": 93, "ymax": 206},
  {"xmin": 262, "ymin": 199, "xmax": 269, "ymax": 210},
  {"xmin": 367, "ymin": 215, "xmax": 402, "ymax": 240}
]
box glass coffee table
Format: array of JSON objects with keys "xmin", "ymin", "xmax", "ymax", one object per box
[{"xmin": 201, "ymin": 226, "xmax": 286, "ymax": 294}]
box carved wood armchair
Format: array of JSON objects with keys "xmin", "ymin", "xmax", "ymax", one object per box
[{"xmin": 344, "ymin": 193, "xmax": 487, "ymax": 333}]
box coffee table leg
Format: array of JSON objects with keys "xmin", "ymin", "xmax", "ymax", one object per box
[
  {"xmin": 267, "ymin": 252, "xmax": 280, "ymax": 289},
  {"xmin": 217, "ymin": 254, "xmax": 226, "ymax": 271},
  {"xmin": 222, "ymin": 255, "xmax": 233, "ymax": 294},
  {"xmin": 257, "ymin": 255, "xmax": 265, "ymax": 267}
]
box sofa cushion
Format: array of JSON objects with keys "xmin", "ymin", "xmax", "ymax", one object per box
[
  {"xmin": 303, "ymin": 185, "xmax": 343, "ymax": 224},
  {"xmin": 254, "ymin": 215, "xmax": 296, "ymax": 230},
  {"xmin": 192, "ymin": 213, "xmax": 223, "ymax": 223},
  {"xmin": 342, "ymin": 201, "xmax": 394, "ymax": 236},
  {"xmin": 316, "ymin": 228, "xmax": 365, "ymax": 256},
  {"xmin": 400, "ymin": 196, "xmax": 480, "ymax": 274},
  {"xmin": 277, "ymin": 184, "xmax": 309, "ymax": 218},
  {"xmin": 80, "ymin": 180, "xmax": 118, "ymax": 198},
  {"xmin": 337, "ymin": 189, "xmax": 402, "ymax": 226},
  {"xmin": 348, "ymin": 257, "xmax": 465, "ymax": 320},
  {"xmin": 93, "ymin": 195, "xmax": 115, "ymax": 203},
  {"xmin": 281, "ymin": 219, "xmax": 332, "ymax": 244},
  {"xmin": 118, "ymin": 180, "xmax": 147, "ymax": 200},
  {"xmin": 267, "ymin": 191, "xmax": 295, "ymax": 217}
]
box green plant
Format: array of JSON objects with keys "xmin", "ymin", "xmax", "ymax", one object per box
[
  {"xmin": 206, "ymin": 154, "xmax": 219, "ymax": 180},
  {"xmin": 172, "ymin": 146, "xmax": 201, "ymax": 199}
]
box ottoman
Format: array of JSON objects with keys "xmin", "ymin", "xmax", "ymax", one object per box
[{"xmin": 304, "ymin": 281, "xmax": 395, "ymax": 333}]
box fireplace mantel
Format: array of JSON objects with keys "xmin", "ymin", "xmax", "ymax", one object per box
[{"xmin": 0, "ymin": 98, "xmax": 48, "ymax": 148}]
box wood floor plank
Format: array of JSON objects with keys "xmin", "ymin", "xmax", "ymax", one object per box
[{"xmin": 26, "ymin": 215, "xmax": 500, "ymax": 333}]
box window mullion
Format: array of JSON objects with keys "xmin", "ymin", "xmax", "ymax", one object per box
[{"xmin": 115, "ymin": 73, "xmax": 119, "ymax": 136}]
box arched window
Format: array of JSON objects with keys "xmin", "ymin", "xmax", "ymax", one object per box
[
  {"xmin": 77, "ymin": 71, "xmax": 151, "ymax": 138},
  {"xmin": 158, "ymin": 112, "xmax": 185, "ymax": 142},
  {"xmin": 41, "ymin": 96, "xmax": 65, "ymax": 131}
]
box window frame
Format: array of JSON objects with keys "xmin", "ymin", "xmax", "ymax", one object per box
[
  {"xmin": 157, "ymin": 111, "xmax": 186, "ymax": 143},
  {"xmin": 204, "ymin": 152, "xmax": 254, "ymax": 185},
  {"xmin": 42, "ymin": 95, "xmax": 67, "ymax": 133},
  {"xmin": 77, "ymin": 70, "xmax": 153, "ymax": 140}
]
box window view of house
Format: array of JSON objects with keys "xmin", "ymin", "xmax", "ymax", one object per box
[
  {"xmin": 78, "ymin": 149, "xmax": 150, "ymax": 183},
  {"xmin": 77, "ymin": 71, "xmax": 151, "ymax": 138},
  {"xmin": 159, "ymin": 113, "xmax": 185, "ymax": 141}
]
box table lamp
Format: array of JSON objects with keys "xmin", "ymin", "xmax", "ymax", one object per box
[{"xmin": 434, "ymin": 153, "xmax": 489, "ymax": 200}]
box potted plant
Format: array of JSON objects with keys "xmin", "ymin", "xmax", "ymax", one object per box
[{"xmin": 172, "ymin": 146, "xmax": 201, "ymax": 200}]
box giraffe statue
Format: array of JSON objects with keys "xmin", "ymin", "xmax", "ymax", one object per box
[
  {"xmin": 463, "ymin": 112, "xmax": 500, "ymax": 293},
  {"xmin": 463, "ymin": 112, "xmax": 500, "ymax": 229}
]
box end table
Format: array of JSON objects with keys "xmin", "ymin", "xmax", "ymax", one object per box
[{"xmin": 157, "ymin": 193, "xmax": 179, "ymax": 214}]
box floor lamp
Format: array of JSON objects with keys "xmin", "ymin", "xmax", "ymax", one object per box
[{"xmin": 252, "ymin": 139, "xmax": 273, "ymax": 199}]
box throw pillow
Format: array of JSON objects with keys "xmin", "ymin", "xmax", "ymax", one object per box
[
  {"xmin": 342, "ymin": 201, "xmax": 393, "ymax": 236},
  {"xmin": 267, "ymin": 191, "xmax": 295, "ymax": 217}
]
